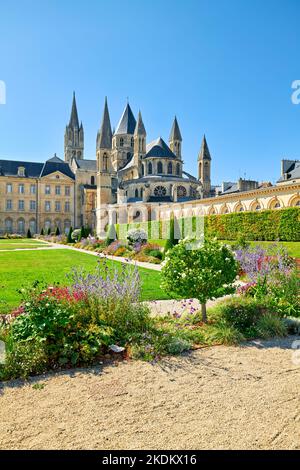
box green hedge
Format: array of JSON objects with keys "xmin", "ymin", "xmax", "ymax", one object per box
[{"xmin": 114, "ymin": 207, "xmax": 300, "ymax": 242}]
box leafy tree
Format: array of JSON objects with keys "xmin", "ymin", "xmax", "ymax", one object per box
[
  {"xmin": 55, "ymin": 227, "xmax": 60, "ymax": 236},
  {"xmin": 67, "ymin": 227, "xmax": 73, "ymax": 243},
  {"xmin": 161, "ymin": 238, "xmax": 238, "ymax": 322},
  {"xmin": 40, "ymin": 228, "xmax": 44, "ymax": 236},
  {"xmin": 47, "ymin": 227, "xmax": 51, "ymax": 236},
  {"xmin": 27, "ymin": 229, "xmax": 32, "ymax": 239}
]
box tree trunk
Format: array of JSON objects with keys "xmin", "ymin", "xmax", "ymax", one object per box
[{"xmin": 201, "ymin": 303, "xmax": 207, "ymax": 323}]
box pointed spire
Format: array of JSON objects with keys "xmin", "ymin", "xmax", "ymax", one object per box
[
  {"xmin": 134, "ymin": 111, "xmax": 146, "ymax": 136},
  {"xmin": 115, "ymin": 102, "xmax": 136, "ymax": 135},
  {"xmin": 69, "ymin": 92, "xmax": 79, "ymax": 128},
  {"xmin": 97, "ymin": 97, "xmax": 112, "ymax": 149},
  {"xmin": 198, "ymin": 135, "xmax": 211, "ymax": 161},
  {"xmin": 169, "ymin": 116, "xmax": 182, "ymax": 142}
]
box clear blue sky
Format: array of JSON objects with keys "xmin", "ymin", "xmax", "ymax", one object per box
[{"xmin": 0, "ymin": 0, "xmax": 300, "ymax": 185}]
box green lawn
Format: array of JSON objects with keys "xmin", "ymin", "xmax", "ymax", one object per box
[
  {"xmin": 0, "ymin": 239, "xmax": 48, "ymax": 251},
  {"xmin": 0, "ymin": 248, "xmax": 169, "ymax": 313}
]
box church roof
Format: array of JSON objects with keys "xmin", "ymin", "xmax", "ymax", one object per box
[
  {"xmin": 198, "ymin": 135, "xmax": 211, "ymax": 161},
  {"xmin": 115, "ymin": 103, "xmax": 136, "ymax": 135},
  {"xmin": 146, "ymin": 137, "xmax": 176, "ymax": 158},
  {"xmin": 169, "ymin": 116, "xmax": 182, "ymax": 142},
  {"xmin": 69, "ymin": 92, "xmax": 79, "ymax": 128},
  {"xmin": 97, "ymin": 97, "xmax": 112, "ymax": 149},
  {"xmin": 75, "ymin": 159, "xmax": 97, "ymax": 171},
  {"xmin": 277, "ymin": 160, "xmax": 300, "ymax": 182},
  {"xmin": 134, "ymin": 111, "xmax": 146, "ymax": 136}
]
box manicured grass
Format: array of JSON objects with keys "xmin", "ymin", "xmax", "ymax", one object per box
[
  {"xmin": 0, "ymin": 249, "xmax": 170, "ymax": 313},
  {"xmin": 221, "ymin": 240, "xmax": 300, "ymax": 258},
  {"xmin": 0, "ymin": 239, "xmax": 48, "ymax": 251}
]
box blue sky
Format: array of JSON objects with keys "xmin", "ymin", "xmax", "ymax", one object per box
[{"xmin": 0, "ymin": 0, "xmax": 300, "ymax": 185}]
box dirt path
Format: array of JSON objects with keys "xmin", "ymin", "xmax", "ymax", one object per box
[{"xmin": 1, "ymin": 336, "xmax": 300, "ymax": 450}]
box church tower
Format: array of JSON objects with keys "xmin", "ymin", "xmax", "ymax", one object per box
[
  {"xmin": 64, "ymin": 92, "xmax": 84, "ymax": 162},
  {"xmin": 198, "ymin": 135, "xmax": 211, "ymax": 196},
  {"xmin": 169, "ymin": 116, "xmax": 182, "ymax": 159},
  {"xmin": 112, "ymin": 102, "xmax": 136, "ymax": 170},
  {"xmin": 96, "ymin": 97, "xmax": 113, "ymax": 215},
  {"xmin": 133, "ymin": 111, "xmax": 146, "ymax": 177}
]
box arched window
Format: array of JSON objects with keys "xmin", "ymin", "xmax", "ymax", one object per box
[
  {"xmin": 176, "ymin": 163, "xmax": 180, "ymax": 175},
  {"xmin": 140, "ymin": 188, "xmax": 143, "ymax": 198},
  {"xmin": 157, "ymin": 161, "xmax": 163, "ymax": 174},
  {"xmin": 127, "ymin": 152, "xmax": 131, "ymax": 161},
  {"xmin": 45, "ymin": 220, "xmax": 51, "ymax": 231},
  {"xmin": 168, "ymin": 162, "xmax": 173, "ymax": 174},
  {"xmin": 148, "ymin": 162, "xmax": 152, "ymax": 174},
  {"xmin": 17, "ymin": 218, "xmax": 25, "ymax": 234},
  {"xmin": 5, "ymin": 218, "xmax": 13, "ymax": 233},
  {"xmin": 255, "ymin": 204, "xmax": 261, "ymax": 211},
  {"xmin": 141, "ymin": 164, "xmax": 144, "ymax": 176},
  {"xmin": 296, "ymin": 200, "xmax": 300, "ymax": 206},
  {"xmin": 135, "ymin": 189, "xmax": 139, "ymax": 198},
  {"xmin": 120, "ymin": 137, "xmax": 124, "ymax": 147},
  {"xmin": 91, "ymin": 176, "xmax": 95, "ymax": 185},
  {"xmin": 154, "ymin": 186, "xmax": 167, "ymax": 197},
  {"xmin": 103, "ymin": 153, "xmax": 108, "ymax": 171},
  {"xmin": 177, "ymin": 186, "xmax": 187, "ymax": 198},
  {"xmin": 29, "ymin": 219, "xmax": 36, "ymax": 234}
]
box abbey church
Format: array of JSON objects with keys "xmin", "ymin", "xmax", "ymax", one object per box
[{"xmin": 0, "ymin": 93, "xmax": 299, "ymax": 236}]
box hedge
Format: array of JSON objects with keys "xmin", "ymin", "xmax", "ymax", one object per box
[{"xmin": 113, "ymin": 207, "xmax": 300, "ymax": 242}]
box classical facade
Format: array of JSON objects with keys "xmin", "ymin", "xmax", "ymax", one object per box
[{"xmin": 0, "ymin": 93, "xmax": 299, "ymax": 236}]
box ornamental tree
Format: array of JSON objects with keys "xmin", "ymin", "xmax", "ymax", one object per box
[{"xmin": 161, "ymin": 238, "xmax": 238, "ymax": 322}]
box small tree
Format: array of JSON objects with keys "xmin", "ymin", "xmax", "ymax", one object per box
[
  {"xmin": 27, "ymin": 228, "xmax": 32, "ymax": 239},
  {"xmin": 55, "ymin": 226, "xmax": 60, "ymax": 236},
  {"xmin": 47, "ymin": 227, "xmax": 51, "ymax": 235},
  {"xmin": 80, "ymin": 225, "xmax": 85, "ymax": 241},
  {"xmin": 40, "ymin": 228, "xmax": 44, "ymax": 236},
  {"xmin": 161, "ymin": 238, "xmax": 238, "ymax": 322},
  {"xmin": 67, "ymin": 226, "xmax": 73, "ymax": 243},
  {"xmin": 164, "ymin": 216, "xmax": 180, "ymax": 254}
]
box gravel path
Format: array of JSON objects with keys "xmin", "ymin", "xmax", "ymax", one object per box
[{"xmin": 1, "ymin": 336, "xmax": 300, "ymax": 450}]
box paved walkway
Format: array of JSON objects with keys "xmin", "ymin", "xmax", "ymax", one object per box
[{"xmin": 1, "ymin": 336, "xmax": 299, "ymax": 450}]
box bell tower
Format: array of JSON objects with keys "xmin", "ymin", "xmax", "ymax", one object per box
[
  {"xmin": 198, "ymin": 135, "xmax": 211, "ymax": 197},
  {"xmin": 64, "ymin": 92, "xmax": 84, "ymax": 162}
]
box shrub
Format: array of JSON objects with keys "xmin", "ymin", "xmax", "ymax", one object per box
[
  {"xmin": 47, "ymin": 228, "xmax": 51, "ymax": 235},
  {"xmin": 40, "ymin": 228, "xmax": 44, "ymax": 236},
  {"xmin": 283, "ymin": 317, "xmax": 300, "ymax": 334},
  {"xmin": 71, "ymin": 228, "xmax": 81, "ymax": 242},
  {"xmin": 217, "ymin": 297, "xmax": 265, "ymax": 331},
  {"xmin": 161, "ymin": 238, "xmax": 238, "ymax": 322},
  {"xmin": 106, "ymin": 224, "xmax": 117, "ymax": 246},
  {"xmin": 256, "ymin": 314, "xmax": 287, "ymax": 339},
  {"xmin": 114, "ymin": 246, "xmax": 128, "ymax": 257},
  {"xmin": 127, "ymin": 228, "xmax": 148, "ymax": 246},
  {"xmin": 27, "ymin": 229, "xmax": 32, "ymax": 239},
  {"xmin": 55, "ymin": 227, "xmax": 60, "ymax": 236},
  {"xmin": 204, "ymin": 322, "xmax": 245, "ymax": 345},
  {"xmin": 67, "ymin": 226, "xmax": 73, "ymax": 243},
  {"xmin": 0, "ymin": 339, "xmax": 48, "ymax": 380}
]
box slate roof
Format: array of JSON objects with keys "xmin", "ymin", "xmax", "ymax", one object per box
[
  {"xmin": 134, "ymin": 111, "xmax": 146, "ymax": 136},
  {"xmin": 69, "ymin": 92, "xmax": 80, "ymax": 128},
  {"xmin": 75, "ymin": 159, "xmax": 97, "ymax": 171},
  {"xmin": 169, "ymin": 116, "xmax": 182, "ymax": 142},
  {"xmin": 278, "ymin": 160, "xmax": 300, "ymax": 182},
  {"xmin": 198, "ymin": 135, "xmax": 211, "ymax": 161},
  {"xmin": 115, "ymin": 103, "xmax": 136, "ymax": 135},
  {"xmin": 97, "ymin": 97, "xmax": 113, "ymax": 149},
  {"xmin": 146, "ymin": 137, "xmax": 176, "ymax": 159},
  {"xmin": 0, "ymin": 155, "xmax": 75, "ymax": 180},
  {"xmin": 0, "ymin": 159, "xmax": 43, "ymax": 177},
  {"xmin": 40, "ymin": 155, "xmax": 75, "ymax": 180}
]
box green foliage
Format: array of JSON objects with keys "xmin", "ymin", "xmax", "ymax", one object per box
[
  {"xmin": 106, "ymin": 224, "xmax": 117, "ymax": 246},
  {"xmin": 161, "ymin": 238, "xmax": 238, "ymax": 321},
  {"xmin": 217, "ymin": 297, "xmax": 266, "ymax": 331},
  {"xmin": 283, "ymin": 317, "xmax": 300, "ymax": 334},
  {"xmin": 67, "ymin": 226, "xmax": 73, "ymax": 243},
  {"xmin": 256, "ymin": 313, "xmax": 287, "ymax": 339},
  {"xmin": 0, "ymin": 339, "xmax": 48, "ymax": 380},
  {"xmin": 205, "ymin": 207, "xmax": 300, "ymax": 242},
  {"xmin": 27, "ymin": 229, "xmax": 32, "ymax": 239},
  {"xmin": 47, "ymin": 227, "xmax": 51, "ymax": 236},
  {"xmin": 204, "ymin": 322, "xmax": 245, "ymax": 345},
  {"xmin": 55, "ymin": 226, "xmax": 60, "ymax": 236},
  {"xmin": 80, "ymin": 226, "xmax": 86, "ymax": 241},
  {"xmin": 40, "ymin": 228, "xmax": 44, "ymax": 236}
]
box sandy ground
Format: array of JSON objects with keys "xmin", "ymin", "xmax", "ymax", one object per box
[{"xmin": 1, "ymin": 336, "xmax": 300, "ymax": 450}]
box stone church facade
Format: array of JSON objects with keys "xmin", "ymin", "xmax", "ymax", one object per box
[{"xmin": 0, "ymin": 93, "xmax": 299, "ymax": 236}]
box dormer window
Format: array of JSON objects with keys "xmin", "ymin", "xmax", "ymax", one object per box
[{"xmin": 18, "ymin": 166, "xmax": 25, "ymax": 177}]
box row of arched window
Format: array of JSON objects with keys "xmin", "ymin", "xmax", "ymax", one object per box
[
  {"xmin": 143, "ymin": 161, "xmax": 181, "ymax": 176},
  {"xmin": 2, "ymin": 218, "xmax": 72, "ymax": 234}
]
